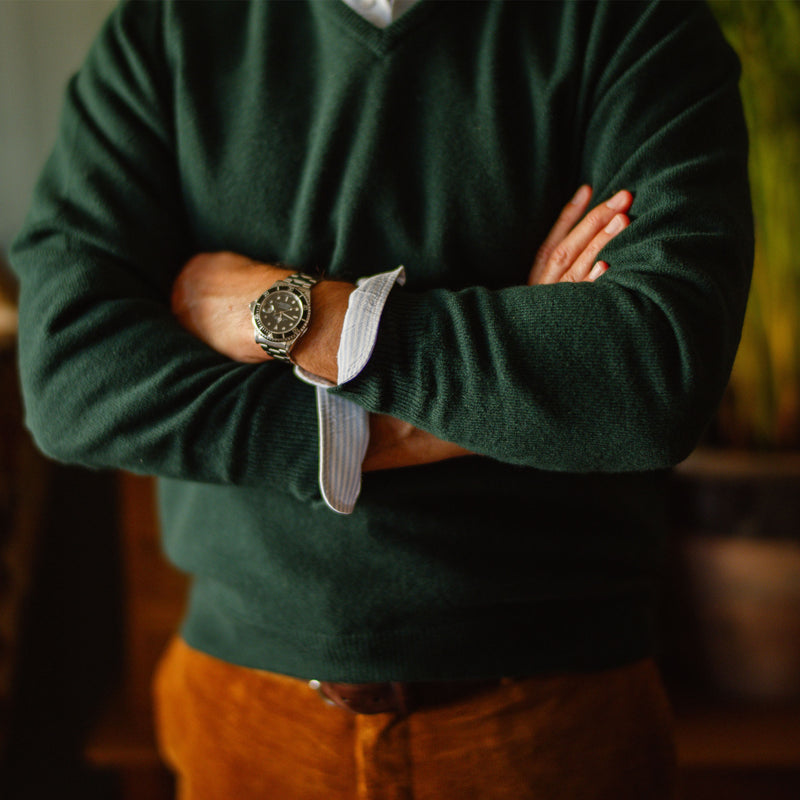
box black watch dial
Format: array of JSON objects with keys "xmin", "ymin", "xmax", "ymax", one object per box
[{"xmin": 258, "ymin": 290, "xmax": 305, "ymax": 334}]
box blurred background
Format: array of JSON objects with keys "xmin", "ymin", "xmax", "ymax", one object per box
[{"xmin": 1, "ymin": 1, "xmax": 799, "ymax": 799}]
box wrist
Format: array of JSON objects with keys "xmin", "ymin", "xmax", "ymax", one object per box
[{"xmin": 290, "ymin": 279, "xmax": 355, "ymax": 383}]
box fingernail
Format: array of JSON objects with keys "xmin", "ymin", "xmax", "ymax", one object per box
[
  {"xmin": 589, "ymin": 262, "xmax": 607, "ymax": 280},
  {"xmin": 604, "ymin": 214, "xmax": 626, "ymax": 235},
  {"xmin": 606, "ymin": 190, "xmax": 629, "ymax": 211},
  {"xmin": 570, "ymin": 185, "xmax": 590, "ymax": 206}
]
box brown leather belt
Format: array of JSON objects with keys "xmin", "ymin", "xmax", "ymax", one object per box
[{"xmin": 309, "ymin": 678, "xmax": 502, "ymax": 716}]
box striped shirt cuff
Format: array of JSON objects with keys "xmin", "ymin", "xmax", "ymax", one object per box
[{"xmin": 295, "ymin": 266, "xmax": 406, "ymax": 513}]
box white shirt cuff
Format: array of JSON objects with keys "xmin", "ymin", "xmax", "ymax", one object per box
[{"xmin": 294, "ymin": 265, "xmax": 406, "ymax": 513}]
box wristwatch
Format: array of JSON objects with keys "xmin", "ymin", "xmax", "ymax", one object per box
[{"xmin": 249, "ymin": 272, "xmax": 318, "ymax": 363}]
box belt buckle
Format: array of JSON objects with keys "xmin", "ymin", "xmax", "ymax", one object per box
[
  {"xmin": 308, "ymin": 679, "xmax": 410, "ymax": 715},
  {"xmin": 308, "ymin": 679, "xmax": 337, "ymax": 706}
]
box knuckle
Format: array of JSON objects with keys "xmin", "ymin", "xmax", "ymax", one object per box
[
  {"xmin": 584, "ymin": 208, "xmax": 608, "ymax": 230},
  {"xmin": 549, "ymin": 244, "xmax": 572, "ymax": 270}
]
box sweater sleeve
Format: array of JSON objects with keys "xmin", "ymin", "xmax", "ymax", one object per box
[
  {"xmin": 10, "ymin": 1, "xmax": 319, "ymax": 497},
  {"xmin": 330, "ymin": 0, "xmax": 754, "ymax": 473}
]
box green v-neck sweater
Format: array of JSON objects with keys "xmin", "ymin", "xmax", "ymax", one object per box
[{"xmin": 11, "ymin": 1, "xmax": 752, "ymax": 680}]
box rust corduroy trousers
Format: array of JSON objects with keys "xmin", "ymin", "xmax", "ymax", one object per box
[{"xmin": 154, "ymin": 637, "xmax": 677, "ymax": 800}]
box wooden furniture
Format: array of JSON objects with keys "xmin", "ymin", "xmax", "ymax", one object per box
[
  {"xmin": 0, "ymin": 323, "xmax": 49, "ymax": 758},
  {"xmin": 84, "ymin": 473, "xmax": 187, "ymax": 800},
  {"xmin": 675, "ymin": 693, "xmax": 800, "ymax": 798}
]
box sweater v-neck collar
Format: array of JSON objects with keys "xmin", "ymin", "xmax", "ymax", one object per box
[{"xmin": 315, "ymin": 0, "xmax": 439, "ymax": 56}]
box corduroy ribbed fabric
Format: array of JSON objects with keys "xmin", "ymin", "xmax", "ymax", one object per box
[
  {"xmin": 154, "ymin": 637, "xmax": 677, "ymax": 800},
  {"xmin": 11, "ymin": 1, "xmax": 752, "ymax": 681}
]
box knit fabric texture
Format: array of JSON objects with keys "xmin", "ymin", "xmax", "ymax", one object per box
[{"xmin": 11, "ymin": 0, "xmax": 752, "ymax": 681}]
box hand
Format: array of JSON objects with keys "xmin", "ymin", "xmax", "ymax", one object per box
[
  {"xmin": 527, "ymin": 185, "xmax": 632, "ymax": 285},
  {"xmin": 362, "ymin": 413, "xmax": 471, "ymax": 473}
]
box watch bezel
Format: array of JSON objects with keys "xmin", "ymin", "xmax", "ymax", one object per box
[{"xmin": 251, "ymin": 283, "xmax": 311, "ymax": 343}]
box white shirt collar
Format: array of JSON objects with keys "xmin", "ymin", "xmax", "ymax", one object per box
[{"xmin": 340, "ymin": 0, "xmax": 420, "ymax": 29}]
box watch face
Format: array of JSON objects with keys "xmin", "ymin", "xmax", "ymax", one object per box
[{"xmin": 255, "ymin": 288, "xmax": 307, "ymax": 337}]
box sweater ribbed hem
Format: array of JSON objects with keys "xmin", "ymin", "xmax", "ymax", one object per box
[{"xmin": 179, "ymin": 576, "xmax": 657, "ymax": 683}]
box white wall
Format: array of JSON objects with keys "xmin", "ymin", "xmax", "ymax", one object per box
[{"xmin": 0, "ymin": 0, "xmax": 115, "ymax": 255}]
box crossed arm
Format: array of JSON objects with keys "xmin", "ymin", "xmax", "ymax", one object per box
[{"xmin": 171, "ymin": 186, "xmax": 633, "ymax": 472}]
